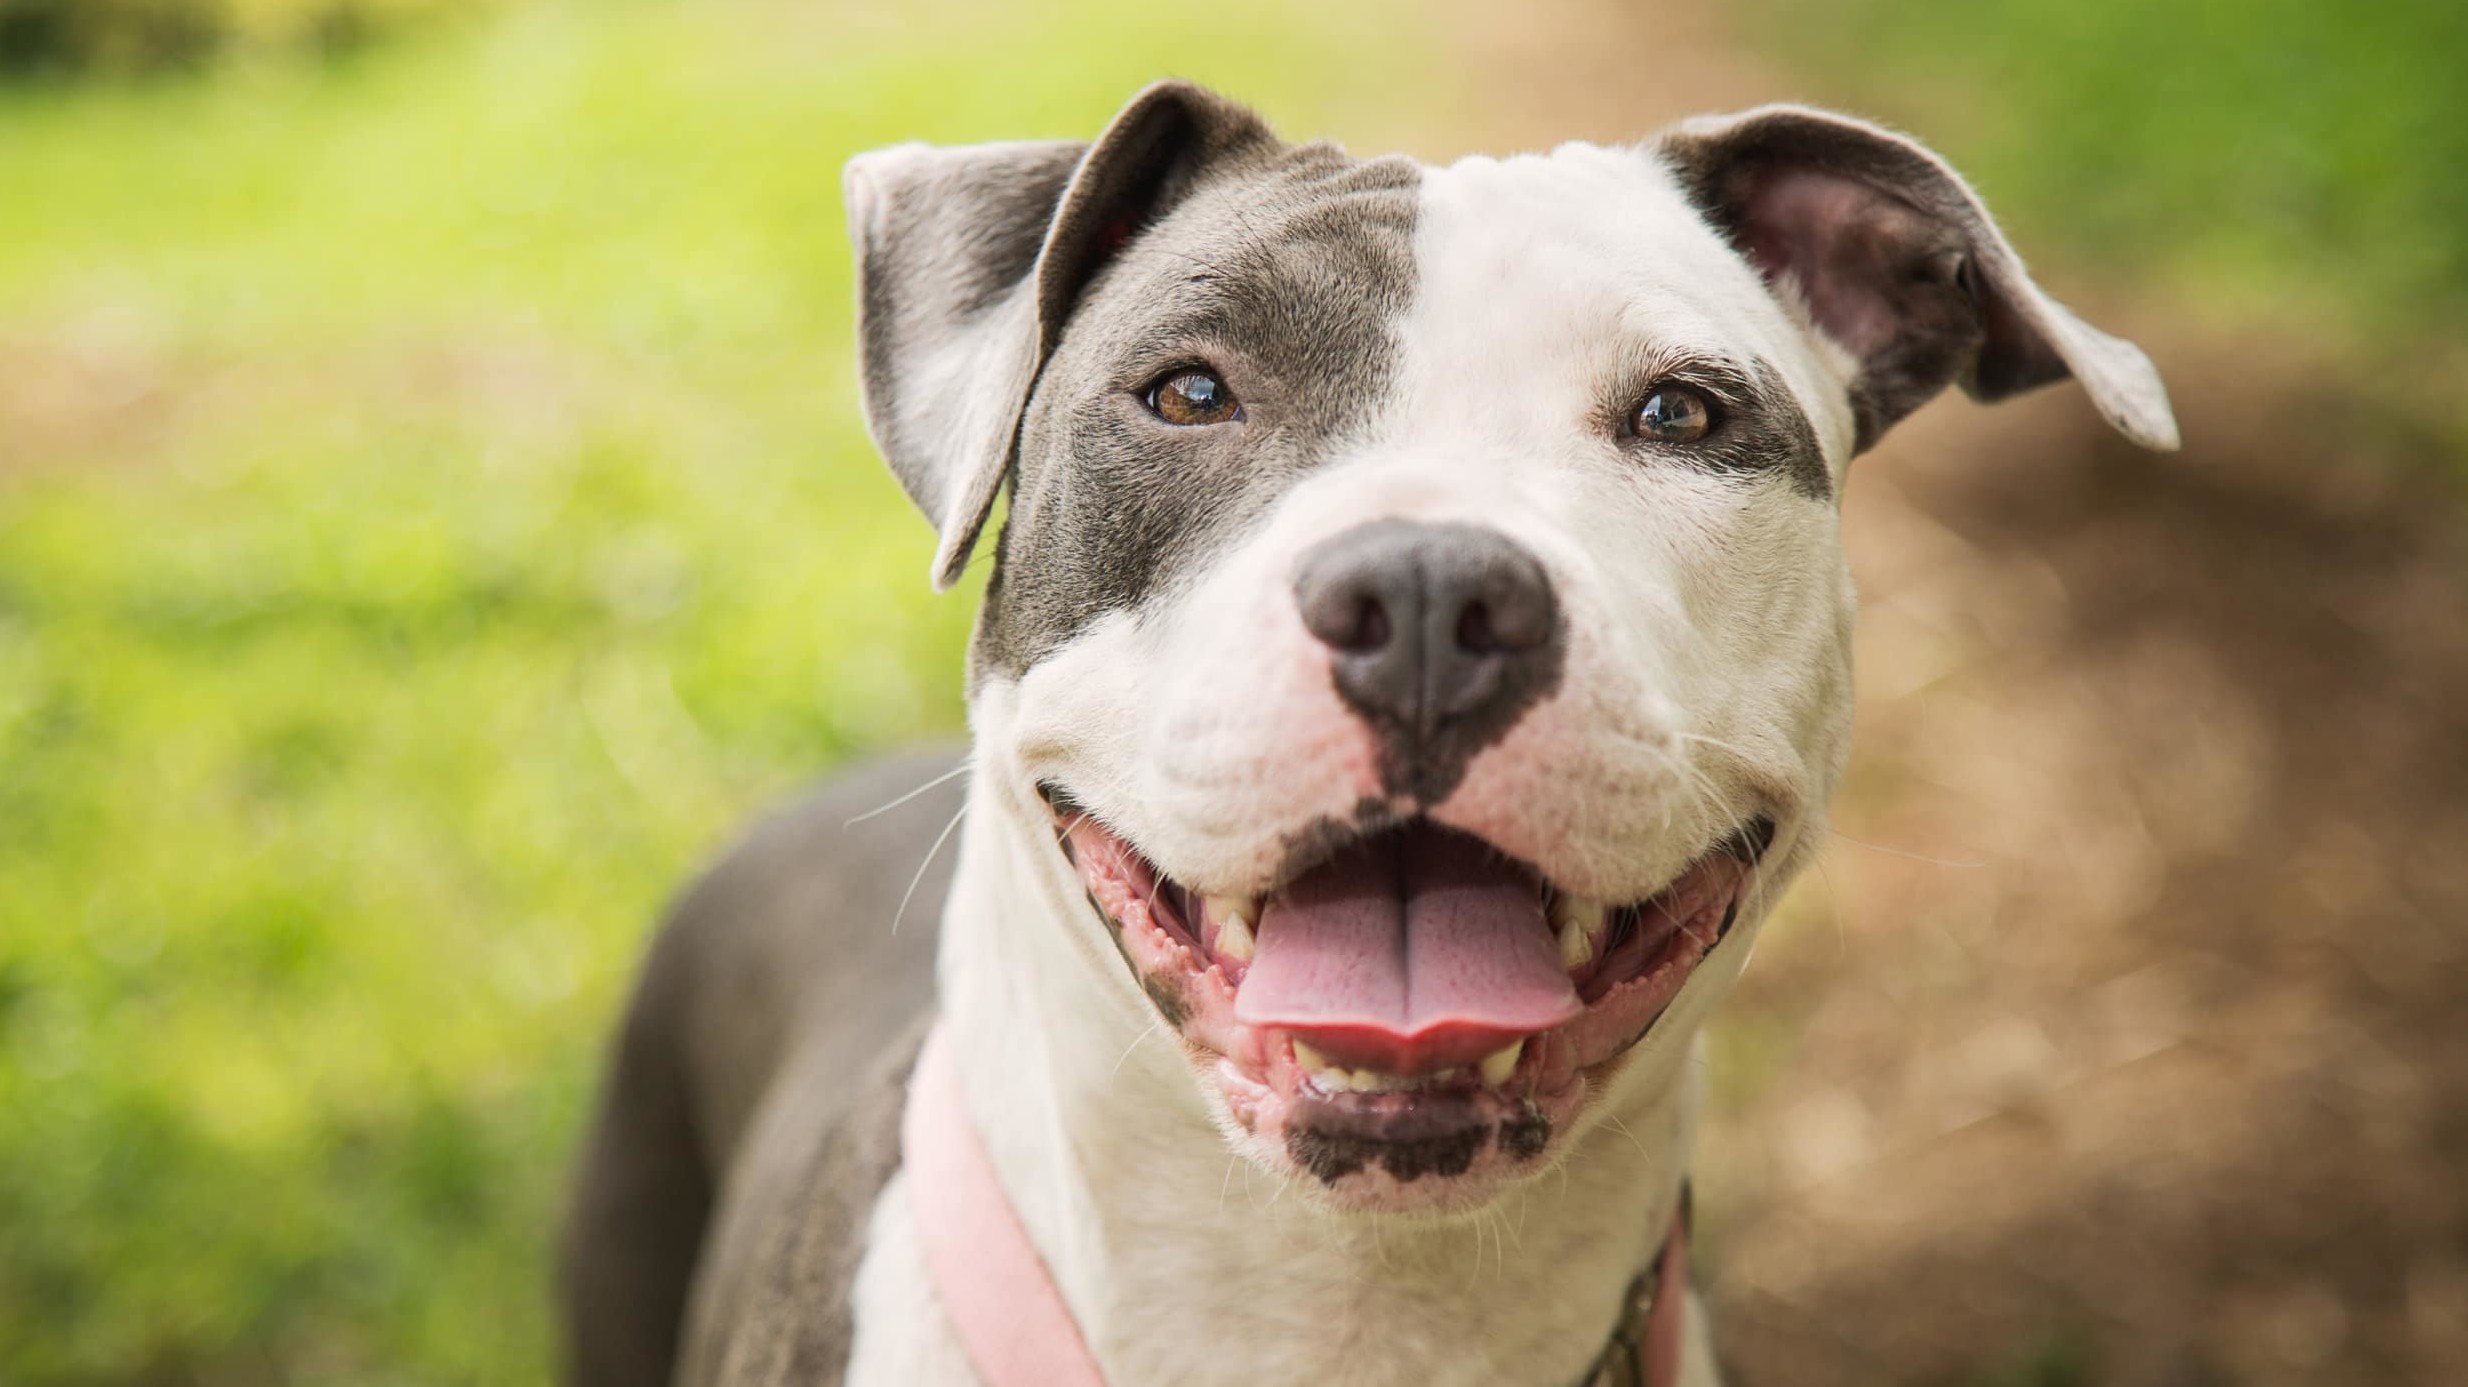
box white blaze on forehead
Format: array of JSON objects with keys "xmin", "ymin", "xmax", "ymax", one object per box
[{"xmin": 1402, "ymin": 142, "xmax": 1857, "ymax": 463}]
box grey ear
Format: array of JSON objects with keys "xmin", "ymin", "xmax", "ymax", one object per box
[
  {"xmin": 845, "ymin": 81, "xmax": 1274, "ymax": 589},
  {"xmin": 1660, "ymin": 105, "xmax": 2178, "ymax": 454}
]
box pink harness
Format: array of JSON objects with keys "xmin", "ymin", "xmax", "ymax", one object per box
[{"xmin": 902, "ymin": 1023, "xmax": 1692, "ymax": 1387}]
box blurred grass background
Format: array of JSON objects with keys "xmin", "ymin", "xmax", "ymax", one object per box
[{"xmin": 0, "ymin": 0, "xmax": 2458, "ymax": 1383}]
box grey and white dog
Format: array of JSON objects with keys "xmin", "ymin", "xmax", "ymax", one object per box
[{"xmin": 560, "ymin": 81, "xmax": 2177, "ymax": 1387}]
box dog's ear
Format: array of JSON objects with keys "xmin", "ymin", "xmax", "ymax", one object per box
[
  {"xmin": 845, "ymin": 81, "xmax": 1274, "ymax": 589},
  {"xmin": 1660, "ymin": 105, "xmax": 2178, "ymax": 454}
]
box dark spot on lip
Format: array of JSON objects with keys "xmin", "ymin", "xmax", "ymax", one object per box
[
  {"xmin": 1498, "ymin": 1109, "xmax": 1552, "ymax": 1162},
  {"xmin": 1289, "ymin": 1120, "xmax": 1490, "ymax": 1185},
  {"xmin": 1087, "ymin": 887, "xmax": 1171, "ymax": 1017},
  {"xmin": 1382, "ymin": 1125, "xmax": 1485, "ymax": 1182},
  {"xmin": 1078, "ymin": 877, "xmax": 1194, "ymax": 1028},
  {"xmin": 1289, "ymin": 1126, "xmax": 1369, "ymax": 1182},
  {"xmin": 1140, "ymin": 973, "xmax": 1191, "ymax": 1030},
  {"xmin": 1268, "ymin": 797, "xmax": 1407, "ymax": 887},
  {"xmin": 1285, "ymin": 1094, "xmax": 1509, "ymax": 1185}
]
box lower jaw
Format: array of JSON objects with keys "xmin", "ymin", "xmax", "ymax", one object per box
[
  {"xmin": 1212, "ymin": 1049, "xmax": 1583, "ymax": 1211},
  {"xmin": 1061, "ymin": 814, "xmax": 1755, "ymax": 1209}
]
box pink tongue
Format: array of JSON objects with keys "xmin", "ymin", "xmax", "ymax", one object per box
[{"xmin": 1232, "ymin": 823, "xmax": 1581, "ymax": 1074}]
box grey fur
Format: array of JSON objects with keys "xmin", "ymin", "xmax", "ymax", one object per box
[
  {"xmin": 847, "ymin": 82, "xmax": 1287, "ymax": 592},
  {"xmin": 559, "ymin": 751, "xmax": 961, "ymax": 1387},
  {"xmin": 1659, "ymin": 105, "xmax": 2179, "ymax": 453},
  {"xmin": 845, "ymin": 141, "xmax": 1079, "ymax": 582},
  {"xmin": 975, "ymin": 131, "xmax": 1421, "ymax": 676}
]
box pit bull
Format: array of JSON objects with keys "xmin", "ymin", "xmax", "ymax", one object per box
[{"xmin": 560, "ymin": 79, "xmax": 2177, "ymax": 1387}]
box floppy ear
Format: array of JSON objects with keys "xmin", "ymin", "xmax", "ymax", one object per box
[
  {"xmin": 845, "ymin": 81, "xmax": 1274, "ymax": 589},
  {"xmin": 1660, "ymin": 105, "xmax": 2178, "ymax": 454}
]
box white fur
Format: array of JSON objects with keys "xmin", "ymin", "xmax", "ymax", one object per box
[{"xmin": 850, "ymin": 142, "xmax": 1861, "ymax": 1386}]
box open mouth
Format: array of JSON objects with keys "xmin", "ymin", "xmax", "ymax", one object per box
[{"xmin": 1050, "ymin": 795, "xmax": 1770, "ymax": 1197}]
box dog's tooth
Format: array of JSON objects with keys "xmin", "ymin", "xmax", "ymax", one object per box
[
  {"xmin": 1213, "ymin": 914, "xmax": 1255, "ymax": 963},
  {"xmin": 1557, "ymin": 919, "xmax": 1589, "ymax": 970},
  {"xmin": 1205, "ymin": 895, "xmax": 1257, "ymax": 962},
  {"xmin": 1554, "ymin": 895, "xmax": 1605, "ymax": 969},
  {"xmin": 1292, "ymin": 1039, "xmax": 1332, "ymax": 1074},
  {"xmin": 1478, "ymin": 1040, "xmax": 1524, "ymax": 1087}
]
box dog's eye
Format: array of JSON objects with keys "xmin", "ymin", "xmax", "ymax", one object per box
[
  {"xmin": 1629, "ymin": 385, "xmax": 1716, "ymax": 444},
  {"xmin": 1145, "ymin": 368, "xmax": 1241, "ymax": 426}
]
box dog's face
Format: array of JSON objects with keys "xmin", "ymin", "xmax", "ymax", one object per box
[{"xmin": 848, "ymin": 84, "xmax": 2174, "ymax": 1213}]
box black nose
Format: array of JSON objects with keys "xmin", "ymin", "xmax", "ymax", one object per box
[{"xmin": 1293, "ymin": 520, "xmax": 1564, "ymax": 801}]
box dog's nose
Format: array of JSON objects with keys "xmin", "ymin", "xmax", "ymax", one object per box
[{"xmin": 1293, "ymin": 520, "xmax": 1563, "ymax": 799}]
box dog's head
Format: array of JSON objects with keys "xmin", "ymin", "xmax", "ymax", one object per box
[{"xmin": 847, "ymin": 83, "xmax": 2174, "ymax": 1212}]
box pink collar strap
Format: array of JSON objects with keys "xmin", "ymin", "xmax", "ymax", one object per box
[
  {"xmin": 902, "ymin": 1024, "xmax": 1108, "ymax": 1387},
  {"xmin": 902, "ymin": 1022, "xmax": 1689, "ymax": 1387}
]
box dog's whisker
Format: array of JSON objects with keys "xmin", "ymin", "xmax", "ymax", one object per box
[
  {"xmin": 1602, "ymin": 1114, "xmax": 1655, "ymax": 1170},
  {"xmin": 1673, "ymin": 729, "xmax": 1754, "ymax": 758},
  {"xmin": 842, "ymin": 760, "xmax": 972, "ymax": 827},
  {"xmin": 1644, "ymin": 734, "xmax": 1751, "ymax": 852},
  {"xmin": 1826, "ymin": 830, "xmax": 1984, "ymax": 869},
  {"xmin": 1812, "ymin": 854, "xmax": 1850, "ymax": 959},
  {"xmin": 1463, "ymin": 1211, "xmax": 1488, "ymax": 1293},
  {"xmin": 889, "ymin": 803, "xmax": 967, "ymax": 936},
  {"xmin": 1111, "ymin": 1021, "xmax": 1161, "ymax": 1078}
]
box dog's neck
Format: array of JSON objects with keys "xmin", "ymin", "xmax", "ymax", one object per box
[{"xmin": 930, "ymin": 768, "xmax": 1703, "ymax": 1387}]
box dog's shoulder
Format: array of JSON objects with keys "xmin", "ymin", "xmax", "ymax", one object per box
[
  {"xmin": 654, "ymin": 747, "xmax": 961, "ymax": 1156},
  {"xmin": 565, "ymin": 749, "xmax": 963, "ymax": 1387},
  {"xmin": 682, "ymin": 1011, "xmax": 931, "ymax": 1387}
]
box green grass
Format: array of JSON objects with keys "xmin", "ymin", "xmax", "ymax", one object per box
[{"xmin": 0, "ymin": 4, "xmax": 1443, "ymax": 1381}]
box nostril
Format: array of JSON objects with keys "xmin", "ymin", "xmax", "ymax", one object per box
[
  {"xmin": 1351, "ymin": 596, "xmax": 1392, "ymax": 653},
  {"xmin": 1298, "ymin": 569, "xmax": 1397, "ymax": 655},
  {"xmin": 1458, "ymin": 568, "xmax": 1553, "ymax": 655},
  {"xmin": 1455, "ymin": 600, "xmax": 1499, "ymax": 654}
]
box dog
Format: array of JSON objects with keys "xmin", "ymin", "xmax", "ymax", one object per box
[{"xmin": 559, "ymin": 80, "xmax": 2177, "ymax": 1387}]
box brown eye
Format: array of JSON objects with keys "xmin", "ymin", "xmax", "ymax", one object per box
[
  {"xmin": 1145, "ymin": 368, "xmax": 1241, "ymax": 426},
  {"xmin": 1631, "ymin": 386, "xmax": 1715, "ymax": 443}
]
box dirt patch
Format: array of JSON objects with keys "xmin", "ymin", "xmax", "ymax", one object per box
[{"xmin": 1707, "ymin": 365, "xmax": 2468, "ymax": 1387}]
